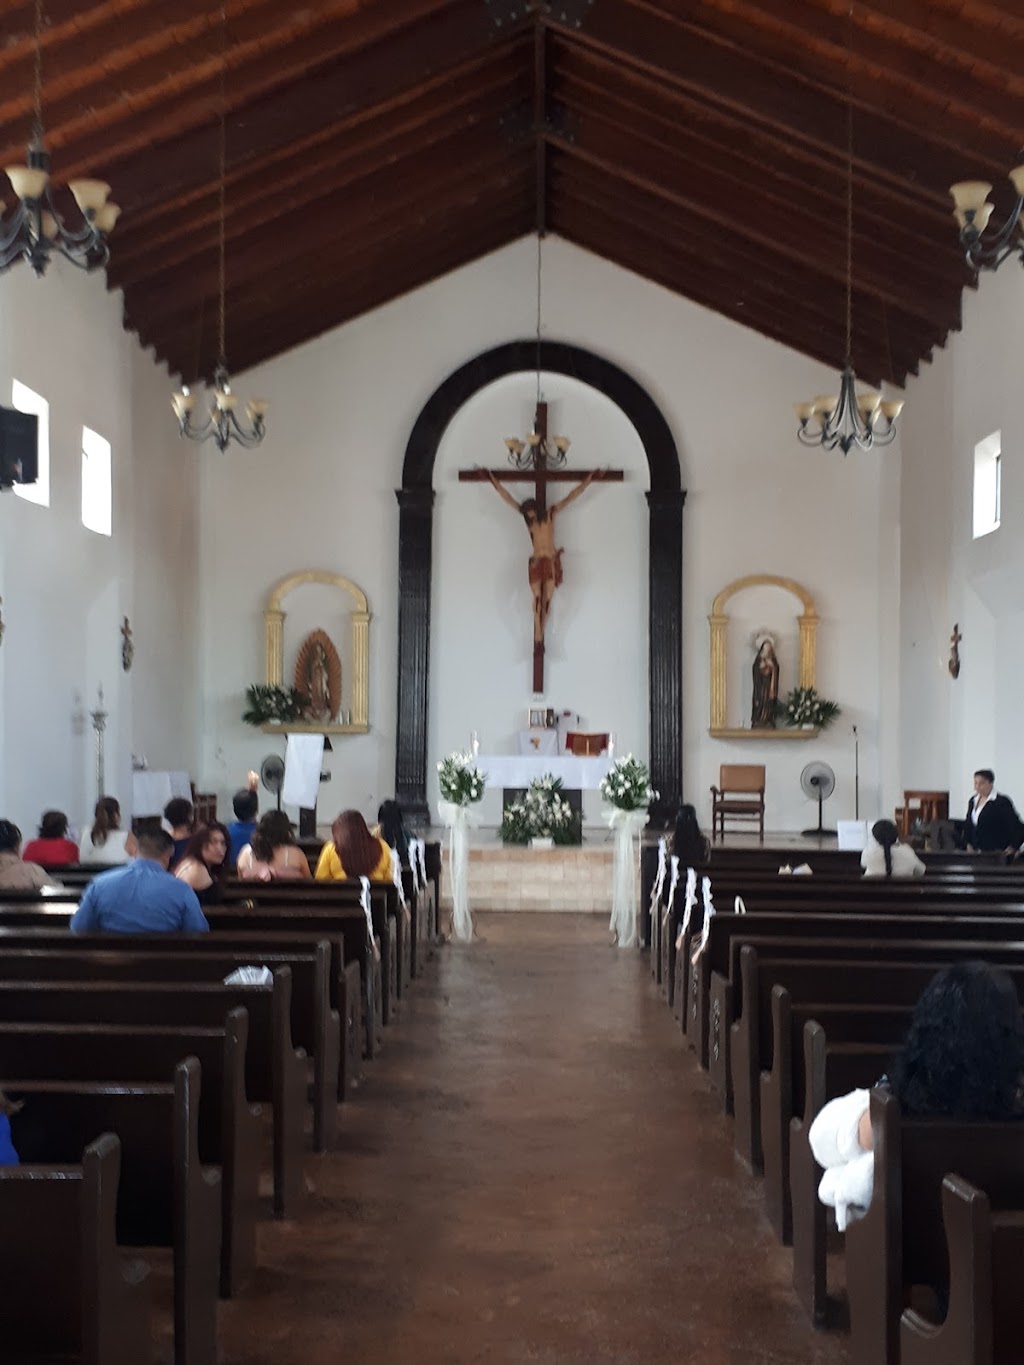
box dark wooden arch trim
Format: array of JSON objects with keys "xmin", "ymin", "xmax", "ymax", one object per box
[{"xmin": 395, "ymin": 340, "xmax": 685, "ymax": 825}]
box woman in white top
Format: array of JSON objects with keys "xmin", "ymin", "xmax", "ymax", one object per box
[
  {"xmin": 236, "ymin": 811, "xmax": 311, "ymax": 881},
  {"xmin": 79, "ymin": 796, "xmax": 137, "ymax": 865},
  {"xmin": 860, "ymin": 818, "xmax": 924, "ymax": 878}
]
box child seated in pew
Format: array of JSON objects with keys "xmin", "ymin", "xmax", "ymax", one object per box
[
  {"xmin": 236, "ymin": 811, "xmax": 311, "ymax": 881},
  {"xmin": 316, "ymin": 810, "xmax": 392, "ymax": 882},
  {"xmin": 0, "ymin": 1091, "xmax": 21, "ymax": 1165},
  {"xmin": 861, "ymin": 818, "xmax": 925, "ymax": 879},
  {"xmin": 809, "ymin": 962, "xmax": 1024, "ymax": 1229},
  {"xmin": 672, "ymin": 803, "xmax": 710, "ymax": 870}
]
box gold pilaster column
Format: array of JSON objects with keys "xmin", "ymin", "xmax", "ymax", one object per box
[
  {"xmin": 798, "ymin": 612, "xmax": 818, "ymax": 690},
  {"xmin": 265, "ymin": 609, "xmax": 285, "ymax": 686},
  {"xmin": 351, "ymin": 611, "xmax": 370, "ymax": 727},
  {"xmin": 709, "ymin": 612, "xmax": 728, "ymax": 729}
]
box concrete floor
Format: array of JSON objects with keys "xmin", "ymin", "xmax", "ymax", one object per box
[{"xmin": 215, "ymin": 913, "xmax": 849, "ymax": 1365}]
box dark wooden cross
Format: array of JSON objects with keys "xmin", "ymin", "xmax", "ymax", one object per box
[{"xmin": 459, "ymin": 401, "xmax": 623, "ymax": 692}]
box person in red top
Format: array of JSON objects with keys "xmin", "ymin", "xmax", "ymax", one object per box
[{"xmin": 22, "ymin": 810, "xmax": 80, "ymax": 867}]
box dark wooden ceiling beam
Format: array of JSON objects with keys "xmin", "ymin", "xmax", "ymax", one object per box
[
  {"xmin": 553, "ymin": 53, "xmax": 966, "ymax": 250},
  {"xmin": 544, "ymin": 125, "xmax": 958, "ymax": 334},
  {"xmin": 652, "ymin": 0, "xmax": 1024, "ymax": 148},
  {"xmin": 549, "ymin": 175, "xmax": 925, "ymax": 379},
  {"xmin": 553, "ymin": 70, "xmax": 966, "ymax": 292},
  {"xmin": 550, "ymin": 161, "xmax": 939, "ymax": 369},
  {"xmin": 122, "ymin": 137, "xmax": 532, "ymax": 327},
  {"xmin": 4, "ymin": 0, "xmax": 509, "ymax": 189},
  {"xmin": 150, "ymin": 205, "xmax": 533, "ymax": 378},
  {"xmin": 107, "ymin": 79, "xmax": 528, "ymax": 290},
  {"xmin": 545, "ymin": 2, "xmax": 1012, "ymax": 204},
  {"xmin": 553, "ymin": 204, "xmax": 909, "ymax": 386}
]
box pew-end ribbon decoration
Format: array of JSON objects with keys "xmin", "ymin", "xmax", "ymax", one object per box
[
  {"xmin": 601, "ymin": 754, "xmax": 656, "ymax": 949},
  {"xmin": 437, "ymin": 750, "xmax": 486, "ymax": 943}
]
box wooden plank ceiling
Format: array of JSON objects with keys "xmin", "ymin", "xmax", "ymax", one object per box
[{"xmin": 1, "ymin": 0, "xmax": 1020, "ymax": 386}]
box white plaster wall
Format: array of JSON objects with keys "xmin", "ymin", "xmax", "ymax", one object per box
[
  {"xmin": 200, "ymin": 236, "xmax": 899, "ymax": 833},
  {"xmin": 899, "ymin": 264, "xmax": 1024, "ymax": 818},
  {"xmin": 0, "ymin": 258, "xmax": 199, "ymax": 837}
]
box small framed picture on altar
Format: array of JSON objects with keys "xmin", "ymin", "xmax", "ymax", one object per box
[{"xmin": 528, "ymin": 707, "xmax": 545, "ymax": 728}]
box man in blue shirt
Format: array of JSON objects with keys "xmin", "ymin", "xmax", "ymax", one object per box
[
  {"xmin": 71, "ymin": 828, "xmax": 209, "ymax": 934},
  {"xmin": 226, "ymin": 786, "xmax": 259, "ymax": 868}
]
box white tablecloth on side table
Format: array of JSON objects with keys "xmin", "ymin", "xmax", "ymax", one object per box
[
  {"xmin": 131, "ymin": 770, "xmax": 191, "ymax": 817},
  {"xmin": 478, "ymin": 754, "xmax": 612, "ymax": 789}
]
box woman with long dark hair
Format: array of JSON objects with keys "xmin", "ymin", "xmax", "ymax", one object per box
[
  {"xmin": 861, "ymin": 818, "xmax": 924, "ymax": 878},
  {"xmin": 809, "ymin": 962, "xmax": 1024, "ymax": 1227},
  {"xmin": 79, "ymin": 796, "xmax": 136, "ymax": 864},
  {"xmin": 175, "ymin": 822, "xmax": 230, "ymax": 905},
  {"xmin": 672, "ymin": 803, "xmax": 710, "ymax": 869},
  {"xmin": 236, "ymin": 811, "xmax": 311, "ymax": 881},
  {"xmin": 373, "ymin": 799, "xmax": 410, "ymax": 869},
  {"xmin": 316, "ymin": 809, "xmax": 392, "ymax": 882}
]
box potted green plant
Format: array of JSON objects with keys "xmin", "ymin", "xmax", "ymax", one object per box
[{"xmin": 777, "ymin": 686, "xmax": 840, "ymax": 730}]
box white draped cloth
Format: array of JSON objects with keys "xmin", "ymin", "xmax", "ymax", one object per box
[
  {"xmin": 606, "ymin": 806, "xmax": 649, "ymax": 948},
  {"xmin": 282, "ymin": 734, "xmax": 324, "ymax": 809},
  {"xmin": 438, "ymin": 800, "xmax": 479, "ymax": 942}
]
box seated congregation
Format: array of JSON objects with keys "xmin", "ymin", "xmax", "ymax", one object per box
[
  {"xmin": 646, "ymin": 808, "xmax": 1024, "ymax": 1365},
  {"xmin": 0, "ymin": 785, "xmax": 440, "ymax": 1365}
]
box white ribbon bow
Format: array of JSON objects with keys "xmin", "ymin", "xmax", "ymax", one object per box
[
  {"xmin": 390, "ymin": 844, "xmax": 407, "ymax": 908},
  {"xmin": 680, "ymin": 866, "xmax": 698, "ymax": 937},
  {"xmin": 649, "ymin": 837, "xmax": 668, "ymax": 915},
  {"xmin": 692, "ymin": 875, "xmax": 716, "ymax": 960}
]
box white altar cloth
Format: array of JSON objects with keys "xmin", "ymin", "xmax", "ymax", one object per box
[
  {"xmin": 479, "ymin": 754, "xmax": 611, "ymax": 789},
  {"xmin": 132, "ymin": 770, "xmax": 191, "ymax": 817}
]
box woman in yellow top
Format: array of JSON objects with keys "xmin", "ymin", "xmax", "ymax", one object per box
[{"xmin": 316, "ymin": 809, "xmax": 393, "ymax": 882}]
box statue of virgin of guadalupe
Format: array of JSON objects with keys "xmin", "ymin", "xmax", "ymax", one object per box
[
  {"xmin": 751, "ymin": 637, "xmax": 780, "ymax": 729},
  {"xmin": 306, "ymin": 643, "xmax": 332, "ymax": 721}
]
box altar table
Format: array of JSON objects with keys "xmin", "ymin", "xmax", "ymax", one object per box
[{"xmin": 477, "ymin": 754, "xmax": 612, "ymax": 789}]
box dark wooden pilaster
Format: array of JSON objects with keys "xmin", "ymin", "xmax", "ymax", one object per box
[
  {"xmin": 647, "ymin": 489, "xmax": 685, "ymax": 825},
  {"xmin": 394, "ymin": 487, "xmax": 435, "ymax": 824}
]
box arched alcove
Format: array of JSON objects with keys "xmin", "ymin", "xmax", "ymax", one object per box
[{"xmin": 395, "ymin": 340, "xmax": 685, "ymax": 822}]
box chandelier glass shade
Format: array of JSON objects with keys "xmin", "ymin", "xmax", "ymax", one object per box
[
  {"xmin": 950, "ymin": 167, "xmax": 1024, "ymax": 272},
  {"xmin": 0, "ymin": 0, "xmax": 119, "ymax": 277},
  {"xmin": 171, "ymin": 3, "xmax": 266, "ymax": 454}
]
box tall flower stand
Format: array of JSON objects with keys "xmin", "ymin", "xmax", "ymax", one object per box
[{"xmin": 606, "ymin": 806, "xmax": 649, "ymax": 948}]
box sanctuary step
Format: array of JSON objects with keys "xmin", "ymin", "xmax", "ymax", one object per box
[{"xmin": 441, "ymin": 842, "xmax": 630, "ymax": 914}]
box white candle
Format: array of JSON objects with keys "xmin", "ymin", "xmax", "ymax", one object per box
[
  {"xmin": 607, "ymin": 732, "xmax": 616, "ymax": 759},
  {"xmin": 470, "ymin": 730, "xmax": 480, "ymax": 758}
]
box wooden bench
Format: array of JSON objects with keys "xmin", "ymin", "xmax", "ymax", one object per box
[
  {"xmin": 0, "ymin": 1131, "xmax": 152, "ymax": 1365},
  {"xmin": 901, "ymin": 1175, "xmax": 1024, "ymax": 1365},
  {"xmin": 8, "ymin": 1057, "xmax": 220, "ymax": 1365},
  {"xmin": 0, "ymin": 942, "xmax": 339, "ymax": 1154},
  {"xmin": 0, "ymin": 970, "xmax": 306, "ymax": 1218},
  {"xmin": 0, "ymin": 1008, "xmax": 260, "ymax": 1298},
  {"xmin": 846, "ymin": 1089, "xmax": 1024, "ymax": 1365}
]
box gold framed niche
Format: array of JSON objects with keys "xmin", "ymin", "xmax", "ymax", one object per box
[
  {"xmin": 263, "ymin": 569, "xmax": 371, "ymax": 734},
  {"xmin": 708, "ymin": 574, "xmax": 819, "ymax": 739}
]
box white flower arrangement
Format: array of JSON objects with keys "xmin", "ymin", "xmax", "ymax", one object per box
[
  {"xmin": 500, "ymin": 774, "xmax": 582, "ymax": 844},
  {"xmin": 600, "ymin": 754, "xmax": 657, "ymax": 811},
  {"xmin": 437, "ymin": 751, "xmax": 486, "ymax": 806}
]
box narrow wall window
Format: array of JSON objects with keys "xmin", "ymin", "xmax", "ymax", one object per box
[
  {"xmin": 973, "ymin": 430, "xmax": 1001, "ymax": 539},
  {"xmin": 81, "ymin": 426, "xmax": 111, "ymax": 536},
  {"xmin": 11, "ymin": 380, "xmax": 50, "ymax": 507}
]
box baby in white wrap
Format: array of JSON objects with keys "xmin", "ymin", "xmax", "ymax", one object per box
[{"xmin": 808, "ymin": 1088, "xmax": 876, "ymax": 1230}]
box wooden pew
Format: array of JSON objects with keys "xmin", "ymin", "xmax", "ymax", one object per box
[
  {"xmin": 845, "ymin": 1089, "xmax": 1024, "ymax": 1365},
  {"xmin": 0, "ymin": 970, "xmax": 306, "ymax": 1218},
  {"xmin": 0, "ymin": 1009, "xmax": 260, "ymax": 1297},
  {"xmin": 0, "ymin": 926, "xmax": 364, "ymax": 1101},
  {"xmin": 901, "ymin": 1175, "xmax": 1024, "ymax": 1365},
  {"xmin": 0, "ymin": 942, "xmax": 339, "ymax": 1154},
  {"xmin": 8, "ymin": 1057, "xmax": 221, "ymax": 1365},
  {"xmin": 0, "ymin": 1131, "xmax": 152, "ymax": 1365},
  {"xmin": 728, "ymin": 948, "xmax": 1024, "ymax": 1174}
]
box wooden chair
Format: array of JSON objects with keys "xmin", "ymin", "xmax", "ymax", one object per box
[
  {"xmin": 895, "ymin": 789, "xmax": 949, "ymax": 838},
  {"xmin": 710, "ymin": 764, "xmax": 766, "ymax": 842}
]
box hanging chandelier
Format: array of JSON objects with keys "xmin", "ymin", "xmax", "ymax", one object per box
[
  {"xmin": 795, "ymin": 20, "xmax": 903, "ymax": 456},
  {"xmin": 504, "ymin": 234, "xmax": 569, "ymax": 469},
  {"xmin": 0, "ymin": 0, "xmax": 120, "ymax": 277},
  {"xmin": 171, "ymin": 4, "xmax": 266, "ymax": 453},
  {"xmin": 949, "ymin": 164, "xmax": 1024, "ymax": 273}
]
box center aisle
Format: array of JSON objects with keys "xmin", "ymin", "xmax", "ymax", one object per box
[{"xmin": 221, "ymin": 913, "xmax": 848, "ymax": 1364}]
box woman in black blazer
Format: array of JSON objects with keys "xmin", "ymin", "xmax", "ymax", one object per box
[{"xmin": 965, "ymin": 769, "xmax": 1024, "ymax": 852}]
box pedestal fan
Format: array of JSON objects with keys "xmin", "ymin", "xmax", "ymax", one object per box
[
  {"xmin": 260, "ymin": 754, "xmax": 285, "ymax": 812},
  {"xmin": 801, "ymin": 761, "xmax": 837, "ymax": 837}
]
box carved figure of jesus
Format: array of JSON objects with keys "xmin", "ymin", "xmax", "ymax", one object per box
[{"xmin": 482, "ymin": 467, "xmax": 601, "ymax": 642}]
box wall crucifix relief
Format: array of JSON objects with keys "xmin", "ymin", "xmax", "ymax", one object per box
[{"xmin": 459, "ymin": 400, "xmax": 623, "ymax": 692}]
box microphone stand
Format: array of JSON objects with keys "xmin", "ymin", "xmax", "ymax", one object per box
[{"xmin": 852, "ymin": 725, "xmax": 860, "ymax": 820}]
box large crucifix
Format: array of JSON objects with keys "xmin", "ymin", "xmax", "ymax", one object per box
[{"xmin": 459, "ymin": 401, "xmax": 623, "ymax": 692}]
